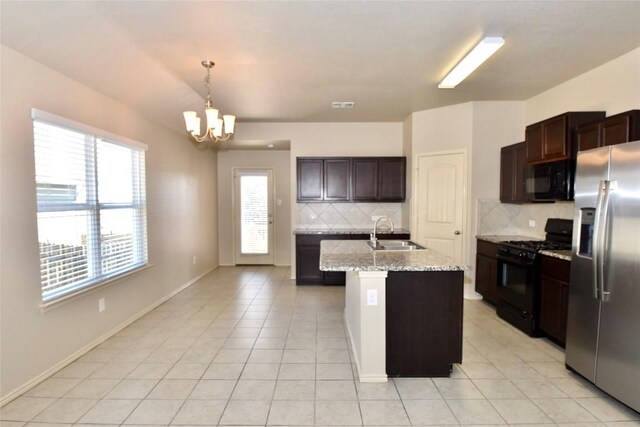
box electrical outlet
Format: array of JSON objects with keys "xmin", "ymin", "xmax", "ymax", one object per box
[
  {"xmin": 192, "ymin": 256, "xmax": 197, "ymax": 265},
  {"xmin": 98, "ymin": 297, "xmax": 106, "ymax": 313},
  {"xmin": 528, "ymin": 220, "xmax": 536, "ymax": 228},
  {"xmin": 367, "ymin": 289, "xmax": 378, "ymax": 306}
]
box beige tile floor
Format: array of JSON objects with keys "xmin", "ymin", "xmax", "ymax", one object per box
[{"xmin": 1, "ymin": 266, "xmax": 639, "ymax": 426}]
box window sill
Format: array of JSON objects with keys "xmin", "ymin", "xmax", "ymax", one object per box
[{"xmin": 39, "ymin": 263, "xmax": 153, "ymax": 312}]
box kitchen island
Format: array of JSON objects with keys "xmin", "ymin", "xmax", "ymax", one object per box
[{"xmin": 320, "ymin": 240, "xmax": 467, "ymax": 382}]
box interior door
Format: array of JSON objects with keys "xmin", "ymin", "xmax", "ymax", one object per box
[
  {"xmin": 414, "ymin": 152, "xmax": 465, "ymax": 262},
  {"xmin": 234, "ymin": 169, "xmax": 274, "ymax": 265}
]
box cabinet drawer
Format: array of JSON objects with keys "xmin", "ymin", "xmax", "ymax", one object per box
[
  {"xmin": 477, "ymin": 240, "xmax": 499, "ymax": 258},
  {"xmin": 541, "ymin": 255, "xmax": 570, "ymax": 283}
]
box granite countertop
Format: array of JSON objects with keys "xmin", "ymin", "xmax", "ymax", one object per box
[
  {"xmin": 294, "ymin": 228, "xmax": 410, "ymax": 235},
  {"xmin": 319, "ymin": 240, "xmax": 468, "ymax": 272},
  {"xmin": 539, "ymin": 249, "xmax": 572, "ymax": 261},
  {"xmin": 476, "ymin": 234, "xmax": 541, "ymax": 244}
]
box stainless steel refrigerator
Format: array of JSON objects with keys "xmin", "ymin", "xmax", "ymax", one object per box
[{"xmin": 565, "ymin": 139, "xmax": 640, "ymax": 412}]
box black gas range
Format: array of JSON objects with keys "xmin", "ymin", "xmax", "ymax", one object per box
[{"xmin": 496, "ymin": 218, "xmax": 572, "ymax": 336}]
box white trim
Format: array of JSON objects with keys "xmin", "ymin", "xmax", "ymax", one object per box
[
  {"xmin": 31, "ymin": 108, "xmax": 148, "ymax": 150},
  {"xmin": 40, "ymin": 264, "xmax": 153, "ymax": 310},
  {"xmin": 0, "ymin": 266, "xmax": 217, "ymax": 407}
]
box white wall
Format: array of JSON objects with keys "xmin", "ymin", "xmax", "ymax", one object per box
[
  {"xmin": 526, "ymin": 48, "xmax": 640, "ymax": 124},
  {"xmin": 0, "ymin": 45, "xmax": 219, "ymax": 401},
  {"xmin": 217, "ymin": 149, "xmax": 291, "ymax": 266},
  {"xmin": 409, "ymin": 102, "xmax": 525, "ymax": 298},
  {"xmin": 234, "ymin": 122, "xmax": 404, "ymax": 276}
]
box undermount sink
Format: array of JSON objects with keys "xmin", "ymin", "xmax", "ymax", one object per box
[{"xmin": 367, "ymin": 240, "xmax": 426, "ymax": 251}]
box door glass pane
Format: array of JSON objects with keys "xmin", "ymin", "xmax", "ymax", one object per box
[
  {"xmin": 500, "ymin": 263, "xmax": 528, "ymax": 295},
  {"xmin": 240, "ymin": 175, "xmax": 269, "ymax": 255}
]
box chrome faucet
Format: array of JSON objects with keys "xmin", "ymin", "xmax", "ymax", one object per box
[{"xmin": 370, "ymin": 216, "xmax": 395, "ymax": 246}]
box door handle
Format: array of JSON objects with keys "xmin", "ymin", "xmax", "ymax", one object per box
[{"xmin": 454, "ymin": 230, "xmax": 461, "ymax": 235}]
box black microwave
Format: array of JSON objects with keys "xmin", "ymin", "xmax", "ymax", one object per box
[{"xmin": 525, "ymin": 160, "xmax": 573, "ymax": 201}]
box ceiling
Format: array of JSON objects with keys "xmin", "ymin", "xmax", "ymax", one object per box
[{"xmin": 2, "ymin": 1, "xmax": 639, "ymax": 144}]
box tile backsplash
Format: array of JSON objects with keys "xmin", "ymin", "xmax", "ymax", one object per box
[
  {"xmin": 296, "ymin": 202, "xmax": 406, "ymax": 230},
  {"xmin": 477, "ymin": 199, "xmax": 574, "ymax": 239}
]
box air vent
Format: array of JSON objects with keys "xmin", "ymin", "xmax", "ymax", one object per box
[{"xmin": 331, "ymin": 101, "xmax": 355, "ymax": 109}]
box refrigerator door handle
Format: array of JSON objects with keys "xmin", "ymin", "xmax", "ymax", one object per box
[
  {"xmin": 592, "ymin": 180, "xmax": 606, "ymax": 300},
  {"xmin": 600, "ymin": 180, "xmax": 615, "ymax": 302}
]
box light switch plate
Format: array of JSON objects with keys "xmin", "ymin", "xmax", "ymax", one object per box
[
  {"xmin": 367, "ymin": 289, "xmax": 378, "ymax": 306},
  {"xmin": 528, "ymin": 220, "xmax": 536, "ymax": 228}
]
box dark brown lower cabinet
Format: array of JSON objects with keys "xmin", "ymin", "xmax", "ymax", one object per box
[
  {"xmin": 475, "ymin": 240, "xmax": 499, "ymax": 305},
  {"xmin": 538, "ymin": 255, "xmax": 571, "ymax": 346},
  {"xmin": 295, "ymin": 233, "xmax": 410, "ymax": 285},
  {"xmin": 386, "ymin": 270, "xmax": 464, "ymax": 377}
]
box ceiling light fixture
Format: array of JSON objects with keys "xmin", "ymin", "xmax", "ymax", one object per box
[
  {"xmin": 183, "ymin": 60, "xmax": 236, "ymax": 143},
  {"xmin": 438, "ymin": 36, "xmax": 505, "ymax": 89}
]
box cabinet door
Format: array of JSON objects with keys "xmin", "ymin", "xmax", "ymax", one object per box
[
  {"xmin": 514, "ymin": 143, "xmax": 528, "ymax": 201},
  {"xmin": 543, "ymin": 115, "xmax": 568, "ymax": 160},
  {"xmin": 500, "ymin": 143, "xmax": 527, "ymax": 203},
  {"xmin": 577, "ymin": 123, "xmax": 601, "ymax": 152},
  {"xmin": 297, "ymin": 159, "xmax": 323, "ymax": 201},
  {"xmin": 295, "ymin": 244, "xmax": 323, "ymax": 283},
  {"xmin": 475, "ymin": 254, "xmax": 498, "ymax": 305},
  {"xmin": 601, "ymin": 115, "xmax": 631, "ymax": 147},
  {"xmin": 525, "ymin": 124, "xmax": 544, "ymax": 163},
  {"xmin": 324, "ymin": 159, "xmax": 350, "ymax": 201},
  {"xmin": 379, "ymin": 157, "xmax": 406, "ymax": 201},
  {"xmin": 500, "ymin": 146, "xmax": 516, "ymax": 202},
  {"xmin": 352, "ymin": 158, "xmax": 379, "ymax": 201},
  {"xmin": 539, "ymin": 275, "xmax": 565, "ymax": 342}
]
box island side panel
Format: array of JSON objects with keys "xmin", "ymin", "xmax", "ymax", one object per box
[
  {"xmin": 386, "ymin": 270, "xmax": 464, "ymax": 377},
  {"xmin": 344, "ymin": 271, "xmax": 388, "ymax": 382}
]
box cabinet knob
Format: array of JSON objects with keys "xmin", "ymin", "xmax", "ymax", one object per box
[{"xmin": 454, "ymin": 230, "xmax": 461, "ymax": 235}]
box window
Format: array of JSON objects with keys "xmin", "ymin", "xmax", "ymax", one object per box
[{"xmin": 32, "ymin": 109, "xmax": 148, "ymax": 303}]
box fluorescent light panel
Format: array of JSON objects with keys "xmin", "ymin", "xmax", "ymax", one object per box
[{"xmin": 438, "ymin": 36, "xmax": 505, "ymax": 89}]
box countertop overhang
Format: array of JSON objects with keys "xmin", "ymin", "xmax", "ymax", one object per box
[{"xmin": 319, "ymin": 240, "xmax": 468, "ymax": 272}]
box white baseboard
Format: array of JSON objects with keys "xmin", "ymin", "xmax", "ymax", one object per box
[{"xmin": 0, "ymin": 266, "xmax": 217, "ymax": 407}]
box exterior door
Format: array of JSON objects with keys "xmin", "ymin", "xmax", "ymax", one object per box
[
  {"xmin": 234, "ymin": 169, "xmax": 274, "ymax": 265},
  {"xmin": 414, "ymin": 151, "xmax": 466, "ymax": 263}
]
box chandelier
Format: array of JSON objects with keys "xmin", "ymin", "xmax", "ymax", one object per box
[{"xmin": 183, "ymin": 60, "xmax": 236, "ymax": 143}]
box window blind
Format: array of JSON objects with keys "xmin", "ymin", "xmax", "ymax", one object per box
[{"xmin": 32, "ymin": 109, "xmax": 148, "ymax": 302}]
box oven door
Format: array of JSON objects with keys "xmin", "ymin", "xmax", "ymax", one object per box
[{"xmin": 496, "ymin": 253, "xmax": 536, "ymax": 313}]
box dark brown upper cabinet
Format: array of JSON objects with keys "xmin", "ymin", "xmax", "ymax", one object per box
[
  {"xmin": 296, "ymin": 157, "xmax": 350, "ymax": 202},
  {"xmin": 379, "ymin": 157, "xmax": 406, "ymax": 201},
  {"xmin": 297, "ymin": 158, "xmax": 324, "ymax": 201},
  {"xmin": 525, "ymin": 111, "xmax": 605, "ymax": 164},
  {"xmin": 500, "ymin": 142, "xmax": 528, "ymax": 203},
  {"xmin": 297, "ymin": 156, "xmax": 405, "ymax": 202},
  {"xmin": 577, "ymin": 110, "xmax": 640, "ymax": 152},
  {"xmin": 352, "ymin": 158, "xmax": 379, "ymax": 200},
  {"xmin": 352, "ymin": 157, "xmax": 406, "ymax": 202},
  {"xmin": 323, "ymin": 158, "xmax": 351, "ymax": 201}
]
